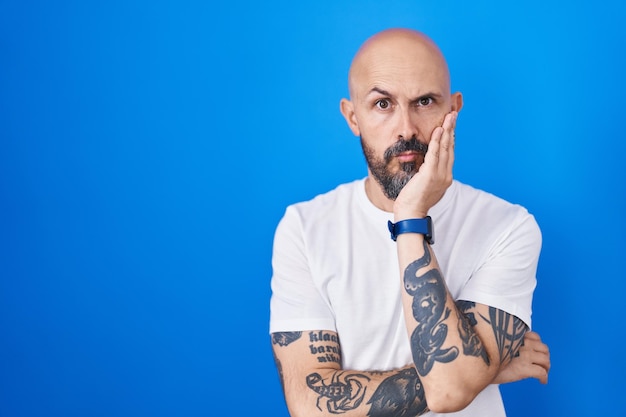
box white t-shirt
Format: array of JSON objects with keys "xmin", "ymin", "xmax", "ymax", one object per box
[{"xmin": 269, "ymin": 178, "xmax": 541, "ymax": 417}]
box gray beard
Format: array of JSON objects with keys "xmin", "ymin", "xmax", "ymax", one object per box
[{"xmin": 360, "ymin": 136, "xmax": 427, "ymax": 200}]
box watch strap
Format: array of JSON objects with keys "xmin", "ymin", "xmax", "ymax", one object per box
[{"xmin": 387, "ymin": 216, "xmax": 434, "ymax": 244}]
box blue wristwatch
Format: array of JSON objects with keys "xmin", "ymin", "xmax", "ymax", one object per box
[{"xmin": 387, "ymin": 216, "xmax": 434, "ymax": 244}]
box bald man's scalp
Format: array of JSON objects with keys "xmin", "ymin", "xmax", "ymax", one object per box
[{"xmin": 347, "ymin": 28, "xmax": 451, "ymax": 100}]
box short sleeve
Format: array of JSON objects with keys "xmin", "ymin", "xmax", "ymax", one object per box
[
  {"xmin": 457, "ymin": 213, "xmax": 541, "ymax": 328},
  {"xmin": 269, "ymin": 206, "xmax": 336, "ymax": 334}
]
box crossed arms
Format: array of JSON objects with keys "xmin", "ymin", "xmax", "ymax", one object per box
[
  {"xmin": 270, "ymin": 112, "xmax": 550, "ymax": 416},
  {"xmin": 271, "ymin": 305, "xmax": 549, "ymax": 416},
  {"xmin": 271, "ymin": 234, "xmax": 550, "ymax": 416}
]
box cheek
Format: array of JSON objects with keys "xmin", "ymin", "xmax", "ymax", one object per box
[
  {"xmin": 359, "ymin": 118, "xmax": 399, "ymax": 151},
  {"xmin": 420, "ymin": 113, "xmax": 448, "ymax": 142}
]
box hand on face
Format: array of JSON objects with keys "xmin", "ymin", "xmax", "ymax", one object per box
[{"xmin": 393, "ymin": 111, "xmax": 457, "ymax": 220}]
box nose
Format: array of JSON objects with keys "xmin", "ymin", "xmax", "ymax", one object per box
[{"xmin": 396, "ymin": 106, "xmax": 420, "ymax": 141}]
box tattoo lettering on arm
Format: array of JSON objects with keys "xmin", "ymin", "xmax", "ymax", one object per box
[
  {"xmin": 404, "ymin": 239, "xmax": 458, "ymax": 375},
  {"xmin": 367, "ymin": 368, "xmax": 428, "ymax": 417},
  {"xmin": 306, "ymin": 371, "xmax": 371, "ymax": 414},
  {"xmin": 307, "ymin": 331, "xmax": 342, "ymax": 364}
]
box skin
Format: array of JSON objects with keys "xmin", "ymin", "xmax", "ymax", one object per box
[
  {"xmin": 272, "ymin": 28, "xmax": 550, "ymax": 417},
  {"xmin": 340, "ymin": 28, "xmax": 462, "ymax": 212}
]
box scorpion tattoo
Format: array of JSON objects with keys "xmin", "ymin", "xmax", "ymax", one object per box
[
  {"xmin": 404, "ymin": 239, "xmax": 458, "ymax": 375},
  {"xmin": 306, "ymin": 371, "xmax": 371, "ymax": 414}
]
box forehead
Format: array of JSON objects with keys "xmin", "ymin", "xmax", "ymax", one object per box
[
  {"xmin": 359, "ymin": 60, "xmax": 447, "ymax": 100},
  {"xmin": 349, "ymin": 33, "xmax": 450, "ymax": 100}
]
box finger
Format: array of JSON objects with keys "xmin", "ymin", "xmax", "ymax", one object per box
[
  {"xmin": 534, "ymin": 342, "xmax": 550, "ymax": 355},
  {"xmin": 519, "ymin": 358, "xmax": 550, "ymax": 384},
  {"xmin": 522, "ymin": 340, "xmax": 550, "ymax": 355},
  {"xmin": 439, "ymin": 112, "xmax": 456, "ymax": 176},
  {"xmin": 535, "ymin": 352, "xmax": 551, "ymax": 373},
  {"xmin": 521, "ymin": 349, "xmax": 550, "ymax": 384},
  {"xmin": 424, "ymin": 125, "xmax": 443, "ymax": 169},
  {"xmin": 536, "ymin": 366, "xmax": 549, "ymax": 384},
  {"xmin": 447, "ymin": 112, "xmax": 457, "ymax": 174},
  {"xmin": 536, "ymin": 362, "xmax": 549, "ymax": 384},
  {"xmin": 524, "ymin": 331, "xmax": 542, "ymax": 341},
  {"xmin": 523, "ymin": 332, "xmax": 550, "ymax": 353},
  {"xmin": 523, "ymin": 362, "xmax": 549, "ymax": 383},
  {"xmin": 529, "ymin": 350, "xmax": 551, "ymax": 370},
  {"xmin": 525, "ymin": 339, "xmax": 550, "ymax": 355}
]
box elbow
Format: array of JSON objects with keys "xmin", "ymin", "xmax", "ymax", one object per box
[
  {"xmin": 286, "ymin": 404, "xmax": 305, "ymax": 417},
  {"xmin": 285, "ymin": 392, "xmax": 316, "ymax": 417},
  {"xmin": 425, "ymin": 387, "xmax": 476, "ymax": 414},
  {"xmin": 422, "ymin": 364, "xmax": 497, "ymax": 412}
]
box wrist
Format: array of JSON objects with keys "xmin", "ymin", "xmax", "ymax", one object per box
[
  {"xmin": 388, "ymin": 216, "xmax": 434, "ymax": 244},
  {"xmin": 393, "ymin": 208, "xmax": 429, "ymax": 222},
  {"xmin": 392, "ymin": 199, "xmax": 428, "ymax": 221}
]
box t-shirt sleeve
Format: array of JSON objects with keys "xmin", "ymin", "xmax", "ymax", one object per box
[
  {"xmin": 269, "ymin": 206, "xmax": 336, "ymax": 334},
  {"xmin": 456, "ymin": 212, "xmax": 541, "ymax": 328}
]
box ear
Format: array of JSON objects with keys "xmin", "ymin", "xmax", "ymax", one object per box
[
  {"xmin": 451, "ymin": 92, "xmax": 463, "ymax": 113},
  {"xmin": 340, "ymin": 98, "xmax": 360, "ymax": 137}
]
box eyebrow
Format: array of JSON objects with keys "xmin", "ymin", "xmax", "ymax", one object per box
[
  {"xmin": 366, "ymin": 87, "xmax": 444, "ymax": 102},
  {"xmin": 367, "ymin": 87, "xmax": 392, "ymax": 97}
]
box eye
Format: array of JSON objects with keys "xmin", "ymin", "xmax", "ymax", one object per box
[
  {"xmin": 375, "ymin": 99, "xmax": 391, "ymax": 110},
  {"xmin": 417, "ymin": 97, "xmax": 433, "ymax": 106}
]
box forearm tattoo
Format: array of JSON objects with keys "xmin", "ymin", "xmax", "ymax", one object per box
[
  {"xmin": 367, "ymin": 368, "xmax": 428, "ymax": 417},
  {"xmin": 403, "ymin": 239, "xmax": 458, "ymax": 375},
  {"xmin": 456, "ymin": 300, "xmax": 490, "ymax": 365},
  {"xmin": 403, "ymin": 237, "xmax": 529, "ymax": 375},
  {"xmin": 307, "ymin": 371, "xmax": 371, "ymax": 413},
  {"xmin": 272, "ymin": 330, "xmax": 429, "ymax": 415},
  {"xmin": 305, "ymin": 369, "xmax": 428, "ymax": 416}
]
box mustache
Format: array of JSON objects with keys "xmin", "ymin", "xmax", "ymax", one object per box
[{"xmin": 383, "ymin": 137, "xmax": 428, "ymax": 163}]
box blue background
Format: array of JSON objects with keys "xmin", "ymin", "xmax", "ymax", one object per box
[{"xmin": 1, "ymin": 1, "xmax": 624, "ymax": 416}]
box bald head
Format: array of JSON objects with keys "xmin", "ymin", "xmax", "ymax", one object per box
[
  {"xmin": 347, "ymin": 28, "xmax": 451, "ymax": 100},
  {"xmin": 339, "ymin": 28, "xmax": 462, "ymax": 207}
]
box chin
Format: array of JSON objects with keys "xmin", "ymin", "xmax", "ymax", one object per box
[{"xmin": 397, "ymin": 161, "xmax": 418, "ymax": 176}]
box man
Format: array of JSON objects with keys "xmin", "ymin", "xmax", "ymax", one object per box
[{"xmin": 269, "ymin": 28, "xmax": 550, "ymax": 416}]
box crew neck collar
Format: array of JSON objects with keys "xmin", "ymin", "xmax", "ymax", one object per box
[{"xmin": 356, "ymin": 177, "xmax": 457, "ymax": 222}]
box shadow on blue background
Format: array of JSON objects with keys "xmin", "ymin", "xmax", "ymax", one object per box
[{"xmin": 1, "ymin": 1, "xmax": 624, "ymax": 416}]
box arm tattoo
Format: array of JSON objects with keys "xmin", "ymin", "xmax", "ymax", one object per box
[
  {"xmin": 306, "ymin": 369, "xmax": 429, "ymax": 416},
  {"xmin": 271, "ymin": 331, "xmax": 302, "ymax": 347},
  {"xmin": 404, "ymin": 239, "xmax": 458, "ymax": 375},
  {"xmin": 307, "ymin": 331, "xmax": 342, "ymax": 364},
  {"xmin": 456, "ymin": 300, "xmax": 528, "ymax": 364},
  {"xmin": 271, "ymin": 332, "xmax": 302, "ymax": 394},
  {"xmin": 456, "ymin": 300, "xmax": 490, "ymax": 365},
  {"xmin": 367, "ymin": 368, "xmax": 428, "ymax": 417},
  {"xmin": 486, "ymin": 307, "xmax": 527, "ymax": 364},
  {"xmin": 306, "ymin": 371, "xmax": 370, "ymax": 413},
  {"xmin": 276, "ymin": 331, "xmax": 429, "ymax": 415}
]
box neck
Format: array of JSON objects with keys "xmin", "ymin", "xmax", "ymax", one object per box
[{"xmin": 364, "ymin": 176, "xmax": 395, "ymax": 213}]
